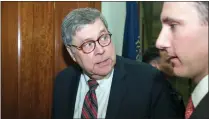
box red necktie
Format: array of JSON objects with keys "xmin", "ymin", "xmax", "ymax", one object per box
[
  {"xmin": 81, "ymin": 80, "xmax": 99, "ymax": 119},
  {"xmin": 185, "ymin": 97, "xmax": 194, "ymax": 119}
]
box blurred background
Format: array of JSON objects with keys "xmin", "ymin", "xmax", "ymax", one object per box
[{"xmin": 1, "ymin": 1, "xmax": 194, "ymax": 119}]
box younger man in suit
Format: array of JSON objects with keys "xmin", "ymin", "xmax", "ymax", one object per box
[{"xmin": 156, "ymin": 2, "xmax": 208, "ymax": 119}]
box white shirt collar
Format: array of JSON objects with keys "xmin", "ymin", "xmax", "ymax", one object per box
[{"xmin": 192, "ymin": 75, "xmax": 208, "ymax": 108}]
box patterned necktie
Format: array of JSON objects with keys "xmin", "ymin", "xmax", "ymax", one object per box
[
  {"xmin": 81, "ymin": 80, "xmax": 99, "ymax": 119},
  {"xmin": 185, "ymin": 97, "xmax": 194, "ymax": 119}
]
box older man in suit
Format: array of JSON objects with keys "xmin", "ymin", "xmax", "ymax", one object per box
[
  {"xmin": 156, "ymin": 2, "xmax": 208, "ymax": 119},
  {"xmin": 52, "ymin": 8, "xmax": 184, "ymax": 119}
]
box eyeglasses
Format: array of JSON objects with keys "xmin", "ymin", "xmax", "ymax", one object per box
[{"xmin": 67, "ymin": 33, "xmax": 112, "ymax": 54}]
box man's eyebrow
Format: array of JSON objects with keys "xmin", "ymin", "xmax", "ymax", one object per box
[
  {"xmin": 161, "ymin": 16, "xmax": 181, "ymax": 24},
  {"xmin": 98, "ymin": 29, "xmax": 106, "ymax": 35}
]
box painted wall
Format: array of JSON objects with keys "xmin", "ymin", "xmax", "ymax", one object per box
[{"xmin": 101, "ymin": 2, "xmax": 126, "ymax": 56}]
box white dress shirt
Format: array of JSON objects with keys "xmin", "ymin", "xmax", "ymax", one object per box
[
  {"xmin": 192, "ymin": 75, "xmax": 208, "ymax": 108},
  {"xmin": 73, "ymin": 69, "xmax": 114, "ymax": 119}
]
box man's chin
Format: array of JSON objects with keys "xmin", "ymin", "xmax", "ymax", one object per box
[
  {"xmin": 96, "ymin": 70, "xmax": 111, "ymax": 76},
  {"xmin": 91, "ymin": 69, "xmax": 112, "ymax": 79},
  {"xmin": 173, "ymin": 67, "xmax": 188, "ymax": 78}
]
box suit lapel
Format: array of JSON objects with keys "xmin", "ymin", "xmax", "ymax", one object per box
[
  {"xmin": 105, "ymin": 56, "xmax": 127, "ymax": 119},
  {"xmin": 68, "ymin": 65, "xmax": 81, "ymax": 119},
  {"xmin": 190, "ymin": 92, "xmax": 209, "ymax": 119}
]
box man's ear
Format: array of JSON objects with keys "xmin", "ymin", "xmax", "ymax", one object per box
[{"xmin": 66, "ymin": 47, "xmax": 77, "ymax": 62}]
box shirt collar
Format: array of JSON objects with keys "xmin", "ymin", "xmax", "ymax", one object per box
[
  {"xmin": 192, "ymin": 74, "xmax": 208, "ymax": 108},
  {"xmin": 83, "ymin": 69, "xmax": 114, "ymax": 89}
]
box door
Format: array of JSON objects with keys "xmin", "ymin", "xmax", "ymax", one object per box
[{"xmin": 1, "ymin": 2, "xmax": 101, "ymax": 119}]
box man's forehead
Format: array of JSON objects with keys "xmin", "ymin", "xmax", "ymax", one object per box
[
  {"xmin": 161, "ymin": 2, "xmax": 185, "ymax": 16},
  {"xmin": 161, "ymin": 2, "xmax": 195, "ymax": 22},
  {"xmin": 162, "ymin": 2, "xmax": 190, "ymax": 10},
  {"xmin": 73, "ymin": 26, "xmax": 107, "ymax": 44}
]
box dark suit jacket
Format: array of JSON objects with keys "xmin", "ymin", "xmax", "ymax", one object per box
[
  {"xmin": 52, "ymin": 56, "xmax": 184, "ymax": 119},
  {"xmin": 190, "ymin": 93, "xmax": 209, "ymax": 119}
]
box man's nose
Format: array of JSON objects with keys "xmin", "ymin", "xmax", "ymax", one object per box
[
  {"xmin": 155, "ymin": 28, "xmax": 171, "ymax": 50},
  {"xmin": 94, "ymin": 41, "xmax": 105, "ymax": 55}
]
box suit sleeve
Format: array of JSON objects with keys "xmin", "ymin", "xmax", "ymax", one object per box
[
  {"xmin": 150, "ymin": 71, "xmax": 185, "ymax": 119},
  {"xmin": 51, "ymin": 74, "xmax": 61, "ymax": 119}
]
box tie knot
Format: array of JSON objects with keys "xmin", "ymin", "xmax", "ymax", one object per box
[{"xmin": 88, "ymin": 80, "xmax": 98, "ymax": 90}]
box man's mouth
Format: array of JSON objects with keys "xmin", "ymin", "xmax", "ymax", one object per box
[
  {"xmin": 167, "ymin": 56, "xmax": 178, "ymax": 67},
  {"xmin": 96, "ymin": 58, "xmax": 110, "ymax": 67},
  {"xmin": 168, "ymin": 56, "xmax": 178, "ymax": 61}
]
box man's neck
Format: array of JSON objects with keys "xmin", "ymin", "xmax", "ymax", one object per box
[{"xmin": 193, "ymin": 70, "xmax": 208, "ymax": 84}]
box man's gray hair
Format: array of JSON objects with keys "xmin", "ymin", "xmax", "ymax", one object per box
[
  {"xmin": 61, "ymin": 8, "xmax": 108, "ymax": 46},
  {"xmin": 193, "ymin": 2, "xmax": 208, "ymax": 25}
]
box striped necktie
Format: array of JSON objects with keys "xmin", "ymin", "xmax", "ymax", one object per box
[
  {"xmin": 81, "ymin": 80, "xmax": 99, "ymax": 119},
  {"xmin": 185, "ymin": 97, "xmax": 194, "ymax": 119}
]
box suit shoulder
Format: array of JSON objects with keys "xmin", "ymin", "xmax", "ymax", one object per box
[
  {"xmin": 118, "ymin": 56, "xmax": 160, "ymax": 74},
  {"xmin": 56, "ymin": 67, "xmax": 73, "ymax": 78},
  {"xmin": 55, "ymin": 64, "xmax": 81, "ymax": 84}
]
